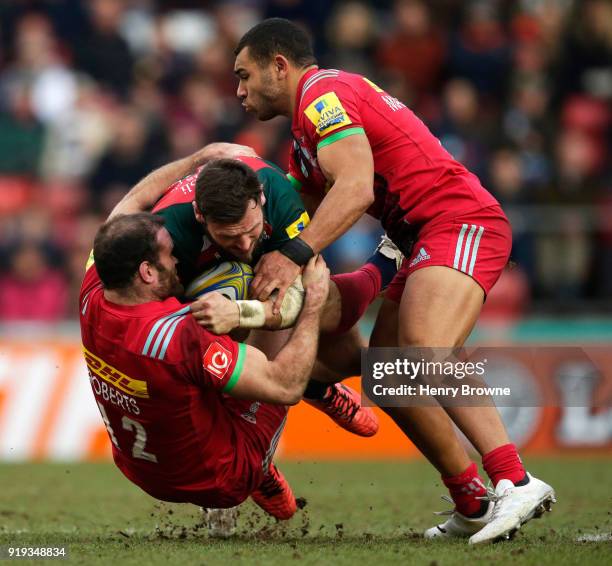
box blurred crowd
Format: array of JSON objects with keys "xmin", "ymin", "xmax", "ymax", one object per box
[{"xmin": 0, "ymin": 0, "xmax": 610, "ymax": 322}]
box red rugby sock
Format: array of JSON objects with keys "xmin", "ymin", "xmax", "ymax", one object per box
[
  {"xmin": 482, "ymin": 443, "xmax": 526, "ymax": 486},
  {"xmin": 442, "ymin": 462, "xmax": 488, "ymax": 517},
  {"xmin": 330, "ymin": 265, "xmax": 381, "ymax": 334}
]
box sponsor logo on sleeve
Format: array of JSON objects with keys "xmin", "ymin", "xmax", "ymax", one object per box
[
  {"xmin": 203, "ymin": 342, "xmax": 233, "ymax": 380},
  {"xmin": 305, "ymin": 92, "xmax": 352, "ymax": 135},
  {"xmin": 285, "ymin": 211, "xmax": 311, "ymax": 238}
]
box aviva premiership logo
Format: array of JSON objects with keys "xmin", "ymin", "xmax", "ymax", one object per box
[
  {"xmin": 285, "ymin": 211, "xmax": 310, "ymax": 238},
  {"xmin": 305, "ymin": 92, "xmax": 352, "ymax": 135}
]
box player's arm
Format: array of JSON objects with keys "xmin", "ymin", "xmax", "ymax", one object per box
[
  {"xmin": 299, "ymin": 133, "xmax": 374, "ymax": 252},
  {"xmin": 250, "ymin": 134, "xmax": 374, "ymax": 311},
  {"xmin": 109, "ymin": 143, "xmax": 257, "ymax": 219},
  {"xmin": 191, "ymin": 277, "xmax": 304, "ymax": 334},
  {"xmin": 191, "ymin": 272, "xmax": 343, "ymax": 335},
  {"xmin": 248, "ymin": 166, "xmax": 313, "ymax": 311},
  {"xmin": 227, "ymin": 256, "xmax": 329, "ymax": 405},
  {"xmin": 298, "ymin": 191, "xmax": 323, "ymax": 218}
]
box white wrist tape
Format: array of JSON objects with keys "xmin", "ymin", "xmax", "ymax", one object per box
[
  {"xmin": 236, "ymin": 300, "xmax": 266, "ymax": 329},
  {"xmin": 235, "ymin": 277, "xmax": 305, "ymax": 329},
  {"xmin": 279, "ymin": 277, "xmax": 304, "ymax": 329}
]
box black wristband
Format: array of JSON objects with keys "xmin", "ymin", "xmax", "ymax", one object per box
[{"xmin": 278, "ymin": 237, "xmax": 315, "ymax": 266}]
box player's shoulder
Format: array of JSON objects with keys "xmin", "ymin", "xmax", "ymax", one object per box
[
  {"xmin": 238, "ymin": 155, "xmax": 289, "ymax": 185},
  {"xmin": 138, "ymin": 301, "xmax": 194, "ymax": 363},
  {"xmin": 299, "ymin": 68, "xmax": 366, "ymax": 106},
  {"xmin": 236, "ymin": 155, "xmax": 273, "ymax": 174},
  {"xmin": 152, "ymin": 167, "xmax": 203, "ymax": 213},
  {"xmin": 79, "ymin": 264, "xmax": 103, "ymax": 314}
]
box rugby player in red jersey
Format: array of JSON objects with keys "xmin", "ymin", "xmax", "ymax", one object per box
[
  {"xmin": 80, "ymin": 211, "xmax": 329, "ymax": 527},
  {"xmin": 231, "ymin": 18, "xmax": 555, "ymax": 543},
  {"xmin": 111, "ymin": 146, "xmax": 403, "ymax": 439}
]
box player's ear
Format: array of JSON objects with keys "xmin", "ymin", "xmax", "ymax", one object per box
[
  {"xmin": 273, "ymin": 54, "xmax": 289, "ymax": 78},
  {"xmin": 138, "ymin": 261, "xmax": 156, "ymax": 284},
  {"xmin": 259, "ymin": 189, "xmax": 266, "ymax": 207},
  {"xmin": 193, "ymin": 201, "xmax": 205, "ymax": 224}
]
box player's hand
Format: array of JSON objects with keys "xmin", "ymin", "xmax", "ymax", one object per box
[
  {"xmin": 190, "ymin": 292, "xmax": 240, "ymax": 334},
  {"xmin": 251, "ymin": 251, "xmax": 302, "ymax": 315},
  {"xmin": 301, "ymin": 255, "xmax": 330, "ymax": 314},
  {"xmin": 194, "ymin": 142, "xmax": 258, "ymax": 165}
]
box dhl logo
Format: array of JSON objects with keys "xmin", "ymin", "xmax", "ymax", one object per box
[{"xmin": 83, "ymin": 346, "xmax": 149, "ymax": 398}]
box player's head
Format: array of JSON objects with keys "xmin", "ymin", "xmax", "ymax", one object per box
[
  {"xmin": 94, "ymin": 213, "xmax": 183, "ymax": 300},
  {"xmin": 193, "ymin": 159, "xmax": 266, "ymax": 263},
  {"xmin": 234, "ymin": 18, "xmax": 316, "ymax": 120}
]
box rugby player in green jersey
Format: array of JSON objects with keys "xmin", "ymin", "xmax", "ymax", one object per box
[{"xmin": 112, "ymin": 143, "xmax": 403, "ymax": 438}]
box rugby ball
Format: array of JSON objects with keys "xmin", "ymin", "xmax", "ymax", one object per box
[{"xmin": 185, "ymin": 261, "xmax": 253, "ymax": 301}]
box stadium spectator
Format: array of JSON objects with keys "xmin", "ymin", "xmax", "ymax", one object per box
[
  {"xmin": 0, "ymin": 0, "xmax": 609, "ymax": 321},
  {"xmin": 0, "ymin": 83, "xmax": 45, "ymax": 175},
  {"xmin": 88, "ymin": 105, "xmax": 161, "ymax": 214},
  {"xmin": 554, "ymin": 0, "xmax": 612, "ymax": 103},
  {"xmin": 377, "ymin": 0, "xmax": 446, "ymax": 101},
  {"xmin": 322, "ymin": 2, "xmax": 378, "ymax": 77},
  {"xmin": 447, "ymin": 2, "xmax": 511, "ymax": 98},
  {"xmin": 0, "ymin": 242, "xmax": 68, "ymax": 321},
  {"xmin": 73, "ymin": 0, "xmax": 135, "ymax": 99},
  {"xmin": 433, "ymin": 78, "xmax": 492, "ymax": 180}
]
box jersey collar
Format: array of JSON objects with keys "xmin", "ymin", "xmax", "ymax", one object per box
[{"xmin": 294, "ymin": 67, "xmax": 319, "ymax": 124}]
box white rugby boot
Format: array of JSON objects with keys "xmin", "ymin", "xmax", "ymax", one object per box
[
  {"xmin": 201, "ymin": 506, "xmax": 238, "ymax": 538},
  {"xmin": 469, "ymin": 473, "xmax": 556, "ymax": 544},
  {"xmin": 424, "ymin": 496, "xmax": 494, "ymax": 539}
]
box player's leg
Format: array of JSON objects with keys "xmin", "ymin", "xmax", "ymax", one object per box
[
  {"xmin": 396, "ymin": 207, "xmax": 554, "ymax": 541},
  {"xmin": 397, "ymin": 265, "xmax": 513, "ymax": 453},
  {"xmin": 370, "ymin": 295, "xmax": 493, "ymax": 538},
  {"xmin": 320, "ymin": 234, "xmax": 402, "ymax": 334},
  {"xmin": 247, "ymin": 309, "xmax": 377, "ymax": 437},
  {"xmin": 294, "ymin": 233, "xmax": 401, "ymax": 437},
  {"xmin": 302, "ymin": 282, "xmax": 380, "ymax": 436},
  {"xmin": 393, "ymin": 211, "xmax": 520, "ymax": 470},
  {"xmin": 248, "ymin": 235, "xmax": 403, "ymax": 437},
  {"xmin": 397, "ymin": 265, "xmax": 554, "ymax": 542},
  {"xmin": 248, "ymin": 409, "xmax": 297, "ymax": 520},
  {"xmin": 370, "ymin": 298, "xmax": 473, "ymax": 478},
  {"xmin": 300, "ymin": 233, "xmax": 403, "ymax": 416},
  {"xmin": 200, "ymin": 404, "xmax": 294, "ymax": 531}
]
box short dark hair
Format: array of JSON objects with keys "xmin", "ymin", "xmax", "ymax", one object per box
[
  {"xmin": 93, "ymin": 213, "xmax": 166, "ymax": 290},
  {"xmin": 234, "ymin": 18, "xmax": 316, "ymax": 68},
  {"xmin": 195, "ymin": 159, "xmax": 263, "ymax": 224}
]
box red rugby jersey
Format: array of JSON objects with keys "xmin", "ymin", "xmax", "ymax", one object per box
[
  {"xmin": 79, "ymin": 265, "xmax": 262, "ymax": 507},
  {"xmin": 288, "ymin": 68, "xmax": 499, "ymax": 248}
]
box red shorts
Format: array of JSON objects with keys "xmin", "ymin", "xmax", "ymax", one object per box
[
  {"xmin": 386, "ymin": 205, "xmax": 512, "ymax": 303},
  {"xmin": 225, "ymin": 397, "xmax": 288, "ymax": 480},
  {"xmin": 123, "ymin": 401, "xmax": 288, "ymax": 509}
]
